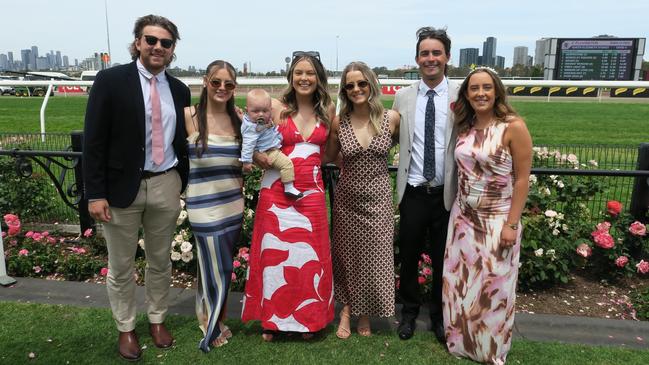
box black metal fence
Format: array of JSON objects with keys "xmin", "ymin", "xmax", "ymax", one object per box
[{"xmin": 1, "ymin": 132, "xmax": 648, "ymax": 231}]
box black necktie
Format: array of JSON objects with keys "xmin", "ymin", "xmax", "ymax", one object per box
[{"xmin": 423, "ymin": 89, "xmax": 436, "ymax": 181}]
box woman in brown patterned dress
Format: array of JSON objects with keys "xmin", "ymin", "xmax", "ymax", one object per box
[
  {"xmin": 442, "ymin": 67, "xmax": 532, "ymax": 364},
  {"xmin": 325, "ymin": 62, "xmax": 400, "ymax": 339}
]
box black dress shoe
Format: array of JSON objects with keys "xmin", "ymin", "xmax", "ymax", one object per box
[
  {"xmin": 431, "ymin": 319, "xmax": 445, "ymax": 344},
  {"xmin": 398, "ymin": 318, "xmax": 415, "ymax": 340}
]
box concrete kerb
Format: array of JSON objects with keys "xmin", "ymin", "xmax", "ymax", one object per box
[{"xmin": 1, "ymin": 277, "xmax": 648, "ymax": 350}]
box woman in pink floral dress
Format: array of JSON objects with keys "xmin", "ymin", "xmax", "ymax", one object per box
[{"xmin": 442, "ymin": 67, "xmax": 532, "ymax": 364}]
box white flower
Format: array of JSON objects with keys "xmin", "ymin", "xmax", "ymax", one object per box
[
  {"xmin": 174, "ymin": 234, "xmax": 183, "ymax": 243},
  {"xmin": 532, "ymin": 147, "xmax": 541, "ymax": 153},
  {"xmin": 171, "ymin": 251, "xmax": 182, "ymax": 261},
  {"xmin": 556, "ymin": 181, "xmax": 564, "ymax": 189},
  {"xmin": 181, "ymin": 251, "xmax": 194, "ymax": 263},
  {"xmin": 557, "ymin": 213, "xmax": 565, "ymax": 220},
  {"xmin": 138, "ymin": 239, "xmax": 145, "ymax": 250},
  {"xmin": 562, "ymin": 224, "xmax": 569, "ymax": 231},
  {"xmin": 546, "ymin": 249, "xmax": 556, "ymax": 261},
  {"xmin": 550, "ymin": 175, "xmax": 558, "ymax": 181},
  {"xmin": 534, "ymin": 248, "xmax": 544, "ymax": 257},
  {"xmin": 544, "ymin": 210, "xmax": 558, "ymax": 218},
  {"xmin": 529, "ymin": 175, "xmax": 537, "ymax": 184},
  {"xmin": 588, "ymin": 160, "xmax": 598, "ymax": 167},
  {"xmin": 246, "ymin": 209, "xmax": 254, "ymax": 219},
  {"xmin": 180, "ymin": 241, "xmax": 193, "ymax": 253},
  {"xmin": 560, "ymin": 154, "xmax": 567, "ymax": 162},
  {"xmin": 176, "ymin": 210, "xmax": 188, "ymax": 225},
  {"xmin": 179, "ymin": 199, "xmax": 186, "ymax": 209},
  {"xmin": 392, "ymin": 153, "xmax": 400, "ymax": 166},
  {"xmin": 540, "ymin": 187, "xmax": 551, "ymax": 196},
  {"xmin": 567, "ymin": 154, "xmax": 578, "ymax": 165},
  {"xmin": 552, "ymin": 229, "xmax": 560, "ymax": 236}
]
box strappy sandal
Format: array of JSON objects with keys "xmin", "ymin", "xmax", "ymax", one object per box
[
  {"xmin": 211, "ymin": 322, "xmax": 233, "ymax": 348},
  {"xmin": 336, "ymin": 309, "xmax": 352, "ymax": 339},
  {"xmin": 357, "ymin": 315, "xmax": 372, "ymax": 337}
]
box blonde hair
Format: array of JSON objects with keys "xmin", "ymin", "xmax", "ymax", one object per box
[{"xmin": 338, "ymin": 61, "xmax": 384, "ymax": 135}]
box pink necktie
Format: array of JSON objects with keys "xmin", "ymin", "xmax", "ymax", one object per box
[{"xmin": 150, "ymin": 76, "xmax": 164, "ymax": 166}]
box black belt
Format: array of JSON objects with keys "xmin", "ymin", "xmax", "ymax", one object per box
[
  {"xmin": 406, "ymin": 183, "xmax": 444, "ymax": 195},
  {"xmin": 142, "ymin": 167, "xmax": 175, "ymax": 179}
]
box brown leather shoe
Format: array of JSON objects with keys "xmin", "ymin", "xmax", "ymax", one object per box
[
  {"xmin": 118, "ymin": 331, "xmax": 141, "ymax": 361},
  {"xmin": 149, "ymin": 323, "xmax": 174, "ymax": 348}
]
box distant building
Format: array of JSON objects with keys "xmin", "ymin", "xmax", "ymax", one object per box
[
  {"xmin": 0, "ymin": 54, "xmax": 8, "ymax": 70},
  {"xmin": 482, "ymin": 37, "xmax": 497, "ymax": 66},
  {"xmin": 36, "ymin": 57, "xmax": 49, "ymax": 70},
  {"xmin": 513, "ymin": 46, "xmax": 528, "ymax": 66},
  {"xmin": 63, "ymin": 55, "xmax": 69, "ymax": 68},
  {"xmin": 459, "ymin": 48, "xmax": 479, "ymax": 68},
  {"xmin": 56, "ymin": 51, "xmax": 62, "ymax": 68},
  {"xmin": 21, "ymin": 49, "xmax": 31, "ymax": 70},
  {"xmin": 30, "ymin": 46, "xmax": 38, "ymax": 70},
  {"xmin": 7, "ymin": 51, "xmax": 13, "ymax": 70},
  {"xmin": 527, "ymin": 55, "xmax": 534, "ymax": 67},
  {"xmin": 534, "ymin": 38, "xmax": 550, "ymax": 67},
  {"xmin": 496, "ymin": 56, "xmax": 505, "ymax": 69}
]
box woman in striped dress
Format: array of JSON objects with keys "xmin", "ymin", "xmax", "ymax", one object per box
[{"xmin": 183, "ymin": 60, "xmax": 244, "ymax": 352}]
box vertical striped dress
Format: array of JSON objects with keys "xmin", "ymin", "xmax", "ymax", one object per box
[{"xmin": 186, "ymin": 132, "xmax": 244, "ymax": 352}]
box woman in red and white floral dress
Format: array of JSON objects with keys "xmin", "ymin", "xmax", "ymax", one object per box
[{"xmin": 241, "ymin": 51, "xmax": 335, "ymax": 341}]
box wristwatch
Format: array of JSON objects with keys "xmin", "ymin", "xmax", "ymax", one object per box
[{"xmin": 507, "ymin": 222, "xmax": 519, "ymax": 230}]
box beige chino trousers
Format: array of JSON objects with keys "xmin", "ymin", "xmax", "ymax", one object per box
[
  {"xmin": 267, "ymin": 148, "xmax": 295, "ymax": 183},
  {"xmin": 102, "ymin": 170, "xmax": 181, "ymax": 332}
]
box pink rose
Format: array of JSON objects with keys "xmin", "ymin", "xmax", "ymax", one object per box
[
  {"xmin": 41, "ymin": 231, "xmax": 49, "ymax": 237},
  {"xmin": 32, "ymin": 233, "xmax": 42, "ymax": 241},
  {"xmin": 593, "ymin": 232, "xmax": 615, "ymax": 249},
  {"xmin": 607, "ymin": 201, "xmax": 622, "ymax": 216},
  {"xmin": 25, "ymin": 231, "xmax": 34, "ymax": 238},
  {"xmin": 83, "ymin": 228, "xmax": 93, "ymax": 238},
  {"xmin": 7, "ymin": 225, "xmax": 20, "ymax": 236},
  {"xmin": 33, "ymin": 266, "xmax": 42, "ymax": 273},
  {"xmin": 18, "ymin": 249, "xmax": 29, "ymax": 256},
  {"xmin": 596, "ymin": 222, "xmax": 611, "ymax": 232},
  {"xmin": 231, "ymin": 272, "xmax": 237, "ymax": 281},
  {"xmin": 615, "ymin": 256, "xmax": 629, "ymax": 268},
  {"xmin": 241, "ymin": 253, "xmax": 249, "ymax": 262},
  {"xmin": 100, "ymin": 267, "xmax": 109, "ymax": 276},
  {"xmin": 629, "ymin": 221, "xmax": 647, "ymax": 237},
  {"xmin": 421, "ymin": 253, "xmax": 432, "ymax": 264},
  {"xmin": 233, "ymin": 260, "xmax": 241, "ymax": 268},
  {"xmin": 576, "ymin": 243, "xmax": 592, "ymax": 258},
  {"xmin": 3, "ymin": 213, "xmax": 19, "ymax": 224},
  {"xmin": 238, "ymin": 247, "xmax": 249, "ymax": 255},
  {"xmin": 417, "ymin": 276, "xmax": 426, "ymax": 284},
  {"xmin": 637, "ymin": 260, "xmax": 649, "ymax": 274},
  {"xmin": 47, "ymin": 237, "xmax": 56, "ymax": 244},
  {"xmin": 422, "ymin": 268, "xmax": 432, "ymax": 276}
]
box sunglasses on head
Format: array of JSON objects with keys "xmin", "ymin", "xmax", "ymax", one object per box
[
  {"xmin": 292, "ymin": 51, "xmax": 321, "ymax": 61},
  {"xmin": 209, "ymin": 78, "xmax": 236, "ymax": 91},
  {"xmin": 143, "ymin": 35, "xmax": 174, "ymax": 49},
  {"xmin": 343, "ymin": 80, "xmax": 370, "ymax": 91},
  {"xmin": 416, "ymin": 27, "xmax": 447, "ymax": 40}
]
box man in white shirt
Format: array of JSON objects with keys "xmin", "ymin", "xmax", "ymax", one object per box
[{"xmin": 393, "ymin": 27, "xmax": 460, "ymax": 342}]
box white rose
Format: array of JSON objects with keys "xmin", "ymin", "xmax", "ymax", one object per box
[
  {"xmin": 540, "ymin": 187, "xmax": 551, "ymax": 196},
  {"xmin": 550, "ymin": 175, "xmax": 558, "ymax": 181},
  {"xmin": 567, "ymin": 154, "xmax": 578, "ymax": 165},
  {"xmin": 556, "ymin": 181, "xmax": 564, "ymax": 188},
  {"xmin": 176, "ymin": 210, "xmax": 188, "ymax": 225},
  {"xmin": 180, "ymin": 241, "xmax": 193, "ymax": 253},
  {"xmin": 546, "ymin": 249, "xmax": 556, "ymax": 260},
  {"xmin": 174, "ymin": 234, "xmax": 183, "ymax": 243},
  {"xmin": 552, "ymin": 229, "xmax": 560, "ymax": 236},
  {"xmin": 588, "ymin": 160, "xmax": 598, "ymax": 167},
  {"xmin": 171, "ymin": 251, "xmax": 182, "ymax": 261},
  {"xmin": 544, "ymin": 210, "xmax": 558, "ymax": 218},
  {"xmin": 179, "ymin": 199, "xmax": 186, "ymax": 209},
  {"xmin": 529, "ymin": 175, "xmax": 537, "ymax": 184},
  {"xmin": 562, "ymin": 224, "xmax": 569, "ymax": 231},
  {"xmin": 138, "ymin": 238, "xmax": 145, "ymax": 249},
  {"xmin": 534, "ymin": 248, "xmax": 544, "ymax": 257},
  {"xmin": 181, "ymin": 251, "xmax": 194, "ymax": 263}
]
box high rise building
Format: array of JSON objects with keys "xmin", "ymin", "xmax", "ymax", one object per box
[
  {"xmin": 0, "ymin": 54, "xmax": 8, "ymax": 70},
  {"xmin": 513, "ymin": 46, "xmax": 529, "ymax": 66},
  {"xmin": 56, "ymin": 51, "xmax": 62, "ymax": 68},
  {"xmin": 21, "ymin": 49, "xmax": 31, "ymax": 70},
  {"xmin": 496, "ymin": 56, "xmax": 505, "ymax": 69},
  {"xmin": 527, "ymin": 55, "xmax": 534, "ymax": 67},
  {"xmin": 482, "ymin": 37, "xmax": 497, "ymax": 66},
  {"xmin": 63, "ymin": 55, "xmax": 69, "ymax": 68},
  {"xmin": 535, "ymin": 39, "xmax": 550, "ymax": 67},
  {"xmin": 459, "ymin": 48, "xmax": 480, "ymax": 68},
  {"xmin": 7, "ymin": 51, "xmax": 13, "ymax": 70},
  {"xmin": 30, "ymin": 46, "xmax": 38, "ymax": 70}
]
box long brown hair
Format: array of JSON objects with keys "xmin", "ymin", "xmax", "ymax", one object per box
[
  {"xmin": 338, "ymin": 61, "xmax": 384, "ymax": 135},
  {"xmin": 192, "ymin": 60, "xmax": 241, "ymax": 157},
  {"xmin": 453, "ymin": 68, "xmax": 519, "ymax": 134},
  {"xmin": 280, "ymin": 55, "xmax": 332, "ymax": 127}
]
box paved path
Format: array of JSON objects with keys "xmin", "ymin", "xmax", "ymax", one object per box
[{"xmin": 2, "ymin": 277, "xmax": 648, "ymax": 350}]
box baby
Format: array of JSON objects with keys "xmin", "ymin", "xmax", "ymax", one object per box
[{"xmin": 241, "ymin": 89, "xmax": 302, "ymax": 199}]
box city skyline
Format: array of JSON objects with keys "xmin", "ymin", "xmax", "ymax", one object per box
[{"xmin": 2, "ymin": 0, "xmax": 647, "ymax": 72}]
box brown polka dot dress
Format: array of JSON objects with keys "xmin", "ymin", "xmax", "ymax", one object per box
[{"xmin": 332, "ymin": 111, "xmax": 395, "ymax": 317}]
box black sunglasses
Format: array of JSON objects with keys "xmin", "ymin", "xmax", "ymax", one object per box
[
  {"xmin": 143, "ymin": 35, "xmax": 174, "ymax": 49},
  {"xmin": 292, "ymin": 51, "xmax": 321, "ymax": 61},
  {"xmin": 209, "ymin": 78, "xmax": 236, "ymax": 91},
  {"xmin": 343, "ymin": 80, "xmax": 370, "ymax": 91}
]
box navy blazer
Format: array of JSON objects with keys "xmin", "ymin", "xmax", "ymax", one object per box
[{"xmin": 83, "ymin": 61, "xmax": 191, "ymax": 208}]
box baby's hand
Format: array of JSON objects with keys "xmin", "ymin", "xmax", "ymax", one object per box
[{"xmin": 242, "ymin": 163, "xmax": 253, "ymax": 173}]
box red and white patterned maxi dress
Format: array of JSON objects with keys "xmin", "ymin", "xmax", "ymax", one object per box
[{"xmin": 241, "ymin": 116, "xmax": 334, "ymax": 332}]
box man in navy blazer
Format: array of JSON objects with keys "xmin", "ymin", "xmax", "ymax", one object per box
[{"xmin": 83, "ymin": 14, "xmax": 190, "ymax": 361}]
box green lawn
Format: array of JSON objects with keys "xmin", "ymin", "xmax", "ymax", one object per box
[
  {"xmin": 1, "ymin": 301, "xmax": 647, "ymax": 364},
  {"xmin": 0, "ymin": 96, "xmax": 647, "ymax": 146}
]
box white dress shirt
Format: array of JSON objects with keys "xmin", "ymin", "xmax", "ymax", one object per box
[
  {"xmin": 136, "ymin": 59, "xmax": 178, "ymax": 172},
  {"xmin": 407, "ymin": 77, "xmax": 449, "ymax": 187}
]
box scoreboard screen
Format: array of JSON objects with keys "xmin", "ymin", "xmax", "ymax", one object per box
[{"xmin": 555, "ymin": 39, "xmax": 638, "ymax": 80}]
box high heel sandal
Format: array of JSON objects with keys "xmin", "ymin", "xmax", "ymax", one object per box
[
  {"xmin": 212, "ymin": 323, "xmax": 233, "ymax": 348},
  {"xmin": 357, "ymin": 316, "xmax": 371, "ymax": 337},
  {"xmin": 336, "ymin": 309, "xmax": 352, "ymax": 339}
]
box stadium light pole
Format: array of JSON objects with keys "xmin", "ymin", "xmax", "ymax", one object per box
[
  {"xmin": 104, "ymin": 0, "xmax": 112, "ymax": 67},
  {"xmin": 335, "ymin": 35, "xmax": 339, "ymax": 74}
]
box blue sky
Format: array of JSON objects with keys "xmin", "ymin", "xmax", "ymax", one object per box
[{"xmin": 3, "ymin": 0, "xmax": 647, "ymax": 71}]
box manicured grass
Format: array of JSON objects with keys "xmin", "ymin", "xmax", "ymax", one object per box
[
  {"xmin": 1, "ymin": 301, "xmax": 647, "ymax": 364},
  {"xmin": 0, "ymin": 96, "xmax": 647, "ymax": 146}
]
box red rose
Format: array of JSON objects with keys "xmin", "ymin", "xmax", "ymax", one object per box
[{"xmin": 607, "ymin": 201, "xmax": 622, "ymax": 216}]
